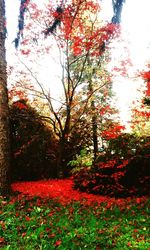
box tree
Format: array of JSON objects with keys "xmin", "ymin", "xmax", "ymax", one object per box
[
  {"xmin": 141, "ymin": 69, "xmax": 150, "ymax": 106},
  {"xmin": 130, "ymin": 68, "xmax": 150, "ymax": 136},
  {"xmin": 0, "ymin": 0, "xmax": 11, "ymax": 195},
  {"xmin": 131, "ymin": 104, "xmax": 150, "ymax": 137},
  {"xmin": 9, "ymin": 0, "xmax": 118, "ymax": 178}
]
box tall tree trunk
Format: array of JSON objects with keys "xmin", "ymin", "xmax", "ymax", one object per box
[
  {"xmin": 89, "ymin": 82, "xmax": 98, "ymax": 161},
  {"xmin": 0, "ymin": 0, "xmax": 11, "ymax": 195},
  {"xmin": 91, "ymin": 104, "xmax": 98, "ymax": 161},
  {"xmin": 56, "ymin": 117, "xmax": 71, "ymax": 178},
  {"xmin": 111, "ymin": 0, "xmax": 125, "ymax": 24},
  {"xmin": 56, "ymin": 137, "xmax": 65, "ymax": 178}
]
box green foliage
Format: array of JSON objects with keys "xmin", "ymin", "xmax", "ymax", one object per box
[
  {"xmin": 105, "ymin": 133, "xmax": 142, "ymax": 159},
  {"xmin": 96, "ymin": 133, "xmax": 150, "ymax": 163},
  {"xmin": 0, "ymin": 195, "xmax": 149, "ymax": 249},
  {"xmin": 10, "ymin": 99, "xmax": 58, "ymax": 181},
  {"xmin": 68, "ymin": 148, "xmax": 93, "ymax": 174}
]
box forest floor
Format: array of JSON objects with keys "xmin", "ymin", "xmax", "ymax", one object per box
[
  {"xmin": 11, "ymin": 178, "xmax": 149, "ymax": 206},
  {"xmin": 0, "ymin": 178, "xmax": 149, "ymax": 249}
]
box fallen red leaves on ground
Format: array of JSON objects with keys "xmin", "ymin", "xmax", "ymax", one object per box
[{"xmin": 11, "ymin": 178, "xmax": 148, "ymax": 206}]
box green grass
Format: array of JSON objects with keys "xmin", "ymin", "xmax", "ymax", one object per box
[{"xmin": 0, "ymin": 194, "xmax": 150, "ymax": 250}]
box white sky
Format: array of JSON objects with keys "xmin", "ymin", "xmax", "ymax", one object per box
[
  {"xmin": 5, "ymin": 0, "xmax": 150, "ymax": 127},
  {"xmin": 5, "ymin": 0, "xmax": 19, "ymax": 41},
  {"xmin": 115, "ymin": 0, "xmax": 150, "ymax": 127},
  {"xmin": 101, "ymin": 0, "xmax": 150, "ymax": 128}
]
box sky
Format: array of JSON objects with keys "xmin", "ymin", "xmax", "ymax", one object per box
[
  {"xmin": 100, "ymin": 0, "xmax": 150, "ymax": 128},
  {"xmin": 5, "ymin": 0, "xmax": 150, "ymax": 127},
  {"xmin": 113, "ymin": 0, "xmax": 150, "ymax": 127},
  {"xmin": 5, "ymin": 0, "xmax": 19, "ymax": 41}
]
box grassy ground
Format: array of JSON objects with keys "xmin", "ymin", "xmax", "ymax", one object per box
[{"xmin": 0, "ymin": 181, "xmax": 150, "ymax": 249}]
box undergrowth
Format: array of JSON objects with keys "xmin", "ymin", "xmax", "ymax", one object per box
[{"xmin": 0, "ymin": 191, "xmax": 149, "ymax": 249}]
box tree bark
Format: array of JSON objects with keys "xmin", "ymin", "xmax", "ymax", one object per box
[
  {"xmin": 89, "ymin": 84, "xmax": 98, "ymax": 161},
  {"xmin": 111, "ymin": 0, "xmax": 125, "ymax": 24},
  {"xmin": 56, "ymin": 144, "xmax": 64, "ymax": 179},
  {"xmin": 56, "ymin": 137, "xmax": 66, "ymax": 178},
  {"xmin": 0, "ymin": 0, "xmax": 11, "ymax": 195},
  {"xmin": 56, "ymin": 114, "xmax": 71, "ymax": 178}
]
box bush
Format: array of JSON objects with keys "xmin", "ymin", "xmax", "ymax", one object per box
[
  {"xmin": 73, "ymin": 135, "xmax": 150, "ymax": 197},
  {"xmin": 10, "ymin": 99, "xmax": 58, "ymax": 181},
  {"xmin": 120, "ymin": 143, "xmax": 150, "ymax": 195},
  {"xmin": 101, "ymin": 133, "xmax": 143, "ymax": 159},
  {"xmin": 68, "ymin": 148, "xmax": 93, "ymax": 174}
]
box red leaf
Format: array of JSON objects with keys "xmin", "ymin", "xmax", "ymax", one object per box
[
  {"xmin": 25, "ymin": 216, "xmax": 30, "ymax": 221},
  {"xmin": 0, "ymin": 237, "xmax": 5, "ymax": 243},
  {"xmin": 54, "ymin": 240, "xmax": 62, "ymax": 246},
  {"xmin": 20, "ymin": 49, "xmax": 31, "ymax": 55},
  {"xmin": 21, "ymin": 232, "xmax": 26, "ymax": 237},
  {"xmin": 136, "ymin": 198, "xmax": 141, "ymax": 204}
]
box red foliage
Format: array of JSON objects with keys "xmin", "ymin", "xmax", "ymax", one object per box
[
  {"xmin": 11, "ymin": 179, "xmax": 148, "ymax": 206},
  {"xmin": 101, "ymin": 125, "xmax": 125, "ymax": 139},
  {"xmin": 141, "ymin": 71, "xmax": 150, "ymax": 81},
  {"xmin": 146, "ymin": 81, "xmax": 150, "ymax": 96},
  {"xmin": 140, "ymin": 70, "xmax": 150, "ymax": 96},
  {"xmin": 13, "ymin": 102, "xmax": 27, "ymax": 110},
  {"xmin": 133, "ymin": 109, "xmax": 150, "ymax": 118},
  {"xmin": 20, "ymin": 49, "xmax": 31, "ymax": 55}
]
